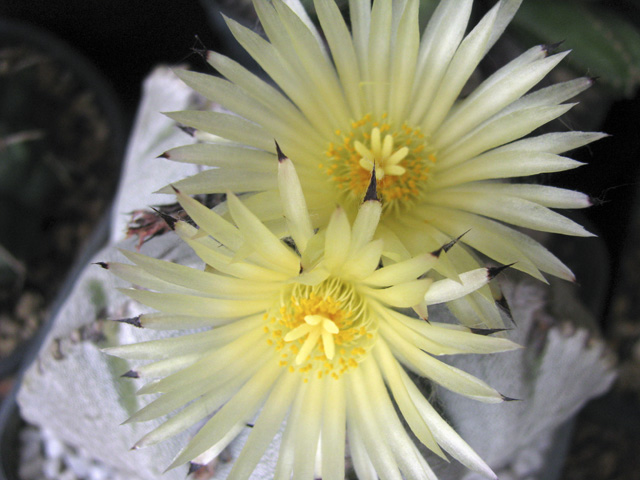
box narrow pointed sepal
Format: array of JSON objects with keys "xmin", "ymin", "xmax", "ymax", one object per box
[
  {"xmin": 425, "ymin": 267, "xmax": 498, "ymax": 305},
  {"xmin": 150, "ymin": 207, "xmax": 177, "ymax": 231},
  {"xmin": 275, "ymin": 140, "xmax": 287, "ymax": 163},
  {"xmin": 178, "ymin": 125, "xmax": 197, "ymax": 137},
  {"xmin": 500, "ymin": 394, "xmax": 521, "ymax": 402},
  {"xmin": 364, "ymin": 165, "xmax": 379, "ymax": 203},
  {"xmin": 114, "ymin": 316, "xmax": 143, "ymax": 328},
  {"xmin": 488, "ymin": 263, "xmax": 515, "ymax": 280},
  {"xmin": 188, "ymin": 463, "xmax": 205, "ymax": 475},
  {"xmin": 496, "ymin": 295, "xmax": 516, "ymax": 325},
  {"xmin": 542, "ymin": 40, "xmax": 565, "ymax": 55},
  {"xmin": 468, "ymin": 327, "xmax": 508, "ymax": 336},
  {"xmin": 431, "ymin": 230, "xmax": 470, "ymax": 257}
]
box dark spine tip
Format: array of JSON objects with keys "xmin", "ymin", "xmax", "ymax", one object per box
[
  {"xmin": 432, "ymin": 230, "xmax": 469, "ymax": 257},
  {"xmin": 188, "ymin": 463, "xmax": 205, "ymax": 475},
  {"xmin": 275, "ymin": 141, "xmax": 287, "ymax": 163},
  {"xmin": 170, "ymin": 184, "xmax": 180, "ymax": 194},
  {"xmin": 245, "ymin": 422, "xmax": 255, "ymax": 428},
  {"xmin": 93, "ymin": 262, "xmax": 109, "ymax": 269},
  {"xmin": 178, "ymin": 125, "xmax": 197, "ymax": 137},
  {"xmin": 469, "ymin": 327, "xmax": 508, "ymax": 336},
  {"xmin": 150, "ymin": 207, "xmax": 177, "ymax": 231},
  {"xmin": 542, "ymin": 40, "xmax": 565, "ymax": 54},
  {"xmin": 190, "ymin": 35, "xmax": 208, "ymax": 59},
  {"xmin": 487, "ymin": 263, "xmax": 515, "ymax": 280},
  {"xmin": 496, "ymin": 295, "xmax": 515, "ymax": 325},
  {"xmin": 157, "ymin": 151, "xmax": 170, "ymax": 159},
  {"xmin": 115, "ymin": 316, "xmax": 143, "ymax": 328},
  {"xmin": 121, "ymin": 370, "xmax": 139, "ymax": 379},
  {"xmin": 363, "ymin": 165, "xmax": 378, "ymax": 203},
  {"xmin": 501, "ymin": 394, "xmax": 521, "ymax": 402}
]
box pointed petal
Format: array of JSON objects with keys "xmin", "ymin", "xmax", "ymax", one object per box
[
  {"xmin": 380, "ymin": 322, "xmax": 503, "ymax": 402},
  {"xmin": 278, "ymin": 150, "xmax": 315, "ymax": 251},
  {"xmin": 363, "ymin": 278, "xmax": 432, "ymax": 308},
  {"xmin": 492, "ymin": 130, "xmax": 607, "ymax": 155},
  {"xmin": 165, "ymin": 110, "xmax": 273, "ymax": 151},
  {"xmin": 207, "ymin": 51, "xmax": 324, "ymax": 151},
  {"xmin": 423, "ymin": 186, "xmax": 593, "ymax": 236},
  {"xmin": 166, "ymin": 360, "xmax": 283, "ymax": 469},
  {"xmin": 421, "ymin": 3, "xmax": 500, "ymax": 133},
  {"xmin": 321, "ymin": 372, "xmax": 346, "ymax": 480},
  {"xmin": 388, "ymin": 0, "xmax": 420, "ymax": 123},
  {"xmin": 374, "ymin": 341, "xmax": 445, "ymax": 458},
  {"xmin": 399, "ymin": 368, "xmax": 497, "ymax": 479},
  {"xmin": 315, "ymin": 0, "xmax": 362, "ymax": 118},
  {"xmin": 120, "ymin": 249, "xmax": 280, "ymax": 299},
  {"xmin": 324, "ymin": 207, "xmax": 351, "ymax": 271},
  {"xmin": 436, "ymin": 52, "xmax": 569, "ymax": 148},
  {"xmin": 408, "ymin": 0, "xmax": 472, "ymax": 125},
  {"xmin": 227, "ymin": 372, "xmax": 300, "ymax": 480},
  {"xmin": 120, "ymin": 288, "xmax": 273, "ymax": 318},
  {"xmin": 424, "ymin": 268, "xmax": 496, "ymax": 305},
  {"xmin": 342, "ymin": 238, "xmax": 384, "ymax": 280},
  {"xmin": 434, "ymin": 151, "xmax": 583, "ymax": 188},
  {"xmin": 227, "ymin": 192, "xmax": 301, "ymax": 273},
  {"xmin": 367, "ymin": 0, "xmax": 392, "ymax": 117},
  {"xmin": 438, "ymin": 104, "xmax": 574, "ymax": 168},
  {"xmin": 364, "ymin": 253, "xmax": 438, "ymax": 287},
  {"xmin": 349, "ymin": 200, "xmax": 382, "ymax": 254}
]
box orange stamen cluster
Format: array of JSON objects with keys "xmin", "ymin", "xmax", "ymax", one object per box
[{"xmin": 323, "ymin": 113, "xmax": 436, "ymax": 213}]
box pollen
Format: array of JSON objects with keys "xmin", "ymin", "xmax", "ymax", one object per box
[
  {"xmin": 265, "ymin": 277, "xmax": 375, "ymax": 380},
  {"xmin": 324, "ymin": 113, "xmax": 436, "ymax": 214}
]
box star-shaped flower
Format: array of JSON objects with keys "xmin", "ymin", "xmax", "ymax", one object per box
[
  {"xmin": 161, "ymin": 0, "xmax": 605, "ymax": 327},
  {"xmin": 104, "ymin": 151, "xmax": 519, "ymax": 479}
]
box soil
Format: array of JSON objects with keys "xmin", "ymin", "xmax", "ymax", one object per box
[{"xmin": 0, "ymin": 38, "xmax": 123, "ymax": 368}]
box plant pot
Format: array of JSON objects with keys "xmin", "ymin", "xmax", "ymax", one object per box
[
  {"xmin": 0, "ymin": 17, "xmax": 126, "ymax": 377},
  {"xmin": 0, "ymin": 17, "xmax": 125, "ymax": 480}
]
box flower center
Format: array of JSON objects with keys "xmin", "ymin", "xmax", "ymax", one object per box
[
  {"xmin": 264, "ymin": 277, "xmax": 375, "ymax": 381},
  {"xmin": 323, "ymin": 113, "xmax": 436, "ymax": 214}
]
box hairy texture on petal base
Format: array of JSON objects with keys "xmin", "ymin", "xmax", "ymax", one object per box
[
  {"xmin": 105, "ymin": 159, "xmax": 520, "ymax": 479},
  {"xmin": 161, "ymin": 0, "xmax": 605, "ymax": 328}
]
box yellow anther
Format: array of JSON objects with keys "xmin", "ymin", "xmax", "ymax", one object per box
[{"xmin": 267, "ymin": 277, "xmax": 374, "ymax": 381}]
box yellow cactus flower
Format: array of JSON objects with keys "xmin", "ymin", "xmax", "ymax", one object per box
[
  {"xmin": 104, "ymin": 151, "xmax": 519, "ymax": 479},
  {"xmin": 160, "ymin": 0, "xmax": 605, "ymax": 327}
]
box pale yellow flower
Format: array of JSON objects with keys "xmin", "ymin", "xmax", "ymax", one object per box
[
  {"xmin": 104, "ymin": 153, "xmax": 519, "ymax": 479},
  {"xmin": 161, "ymin": 0, "xmax": 604, "ymax": 327}
]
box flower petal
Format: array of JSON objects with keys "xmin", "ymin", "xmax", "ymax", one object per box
[
  {"xmin": 228, "ymin": 192, "xmax": 301, "ymax": 273},
  {"xmin": 227, "ymin": 372, "xmax": 301, "ymax": 480},
  {"xmin": 324, "ymin": 207, "xmax": 351, "ymax": 271},
  {"xmin": 423, "ymin": 268, "xmax": 495, "ymax": 305},
  {"xmin": 380, "ymin": 322, "xmax": 503, "ymax": 403},
  {"xmin": 364, "ymin": 278, "xmax": 432, "ymax": 308},
  {"xmin": 278, "ymin": 151, "xmax": 315, "ymax": 251},
  {"xmin": 166, "ymin": 360, "xmax": 283, "ymax": 469},
  {"xmin": 165, "ymin": 110, "xmax": 273, "ymax": 151}
]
